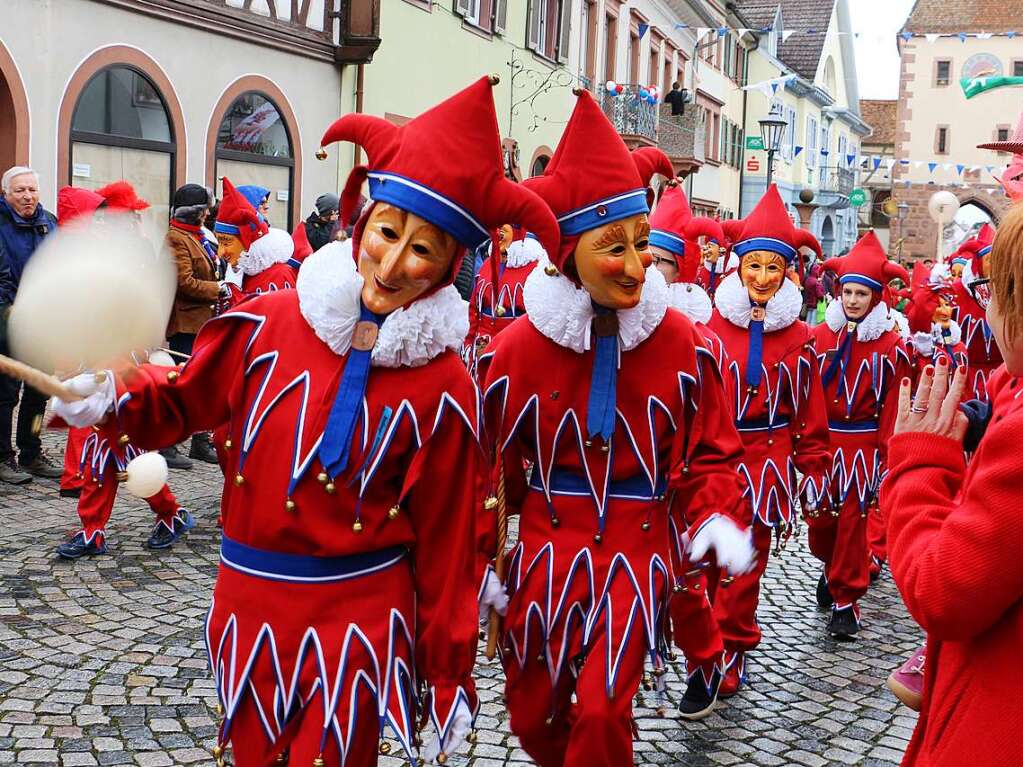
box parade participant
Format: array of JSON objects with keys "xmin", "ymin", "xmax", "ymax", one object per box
[
  {"xmin": 881, "ymin": 204, "xmax": 1023, "ymax": 766},
  {"xmin": 696, "ymin": 217, "xmax": 739, "ymax": 299},
  {"xmin": 706, "ymin": 185, "xmax": 831, "ymax": 695},
  {"xmin": 237, "ymin": 184, "xmax": 271, "ymax": 222},
  {"xmin": 213, "ymin": 177, "xmax": 296, "ymax": 310},
  {"xmin": 809, "ymin": 231, "xmax": 911, "ymax": 638},
  {"xmin": 953, "ymin": 225, "xmax": 1001, "ymax": 401},
  {"xmin": 462, "ymin": 224, "xmax": 544, "ymax": 378},
  {"xmin": 906, "ymin": 263, "xmax": 967, "ymax": 378},
  {"xmin": 479, "ymin": 89, "xmax": 754, "ymax": 766},
  {"xmin": 647, "ymin": 181, "xmax": 733, "ymax": 716},
  {"xmin": 54, "ymin": 76, "xmax": 559, "ymax": 767}
]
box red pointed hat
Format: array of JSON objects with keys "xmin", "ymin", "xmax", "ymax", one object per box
[
  {"xmin": 721, "ymin": 218, "xmax": 744, "ymax": 249},
  {"xmin": 648, "ymin": 183, "xmax": 692, "ymax": 258},
  {"xmin": 96, "ymin": 181, "xmax": 149, "ymax": 212},
  {"xmin": 822, "ymin": 230, "xmax": 909, "ymax": 293},
  {"xmin": 216, "ymin": 177, "xmax": 269, "ymax": 250},
  {"xmin": 685, "ymin": 216, "xmax": 725, "ymax": 246},
  {"xmin": 522, "ymin": 89, "xmax": 674, "ymax": 268},
  {"xmin": 907, "ymin": 260, "xmax": 956, "ymax": 333},
  {"xmin": 732, "ymin": 185, "xmax": 800, "ymax": 264},
  {"xmin": 319, "ymin": 76, "xmax": 558, "ymax": 261}
]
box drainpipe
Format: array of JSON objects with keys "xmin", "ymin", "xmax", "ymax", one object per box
[
  {"xmin": 353, "ymin": 63, "xmax": 365, "ymax": 166},
  {"xmin": 737, "ymin": 32, "xmax": 758, "ymax": 218}
]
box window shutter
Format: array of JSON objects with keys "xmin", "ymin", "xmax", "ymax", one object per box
[
  {"xmin": 527, "ymin": 0, "xmax": 542, "ymax": 51},
  {"xmin": 557, "ymin": 0, "xmax": 572, "ymax": 63},
  {"xmin": 493, "ymin": 0, "xmax": 508, "ymax": 34},
  {"xmin": 455, "ymin": 0, "xmax": 471, "ymax": 17}
]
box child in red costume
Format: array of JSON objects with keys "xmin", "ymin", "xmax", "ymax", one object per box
[
  {"xmin": 881, "ymin": 205, "xmax": 1023, "ymax": 766},
  {"xmin": 706, "ymin": 185, "xmax": 831, "ymax": 696},
  {"xmin": 55, "ymin": 78, "xmax": 560, "ymax": 767},
  {"xmin": 479, "ymin": 91, "xmax": 753, "ymax": 767},
  {"xmin": 809, "ymin": 231, "xmax": 912, "ymax": 637}
]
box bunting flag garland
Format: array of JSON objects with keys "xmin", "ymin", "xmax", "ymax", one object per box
[
  {"xmin": 794, "ymin": 146, "xmax": 803, "ymax": 157},
  {"xmin": 742, "ymin": 74, "xmax": 797, "ymax": 98},
  {"xmin": 638, "ymin": 23, "xmax": 649, "ymax": 39},
  {"xmin": 668, "ymin": 22, "xmax": 1019, "ymax": 43}
]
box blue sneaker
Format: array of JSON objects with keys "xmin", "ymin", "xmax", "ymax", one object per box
[
  {"xmin": 145, "ymin": 509, "xmax": 195, "ymax": 550},
  {"xmin": 57, "ymin": 531, "xmax": 107, "ymax": 559}
]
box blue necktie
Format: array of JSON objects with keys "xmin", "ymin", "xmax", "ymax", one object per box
[
  {"xmin": 746, "ymin": 310, "xmax": 765, "ymax": 390},
  {"xmin": 318, "ymin": 305, "xmax": 385, "ymax": 478},
  {"xmin": 587, "ymin": 305, "xmax": 618, "ymax": 442},
  {"xmin": 940, "ymin": 326, "xmax": 958, "ymax": 370},
  {"xmin": 822, "ymin": 320, "xmax": 859, "ymax": 389}
]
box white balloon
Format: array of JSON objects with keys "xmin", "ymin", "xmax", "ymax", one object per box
[
  {"xmin": 123, "ymin": 452, "xmax": 169, "ymax": 499},
  {"xmin": 927, "ymin": 191, "xmax": 960, "ymax": 224},
  {"xmin": 147, "ymin": 350, "xmax": 176, "ymax": 367},
  {"xmin": 8, "ymin": 214, "xmax": 177, "ymax": 374}
]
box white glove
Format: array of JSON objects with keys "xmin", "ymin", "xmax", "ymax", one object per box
[
  {"xmin": 52, "ymin": 372, "xmax": 115, "ymax": 428},
  {"xmin": 423, "ymin": 699, "xmax": 472, "ymax": 765},
  {"xmin": 217, "ymin": 280, "xmax": 232, "ymax": 298},
  {"xmin": 688, "ymin": 515, "xmax": 757, "ymax": 576},
  {"xmin": 479, "ymin": 568, "xmax": 508, "ymax": 617}
]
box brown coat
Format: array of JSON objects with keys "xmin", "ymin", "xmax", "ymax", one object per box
[{"xmin": 165, "ymin": 226, "xmax": 220, "ymax": 337}]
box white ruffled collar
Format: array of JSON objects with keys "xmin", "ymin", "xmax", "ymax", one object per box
[
  {"xmin": 522, "ymin": 254, "xmax": 670, "ymax": 353},
  {"xmin": 703, "ymin": 253, "xmax": 739, "ymax": 273},
  {"xmin": 667, "ymin": 281, "xmax": 713, "ymax": 325},
  {"xmin": 505, "ymin": 237, "xmax": 546, "ymax": 269},
  {"xmin": 296, "ymin": 240, "xmax": 468, "ymax": 368},
  {"xmin": 824, "ymin": 299, "xmax": 893, "ymax": 342},
  {"xmin": 239, "ymin": 228, "xmax": 295, "ymax": 276},
  {"xmin": 714, "ymin": 271, "xmax": 803, "ymax": 332},
  {"xmin": 933, "ymin": 319, "xmax": 962, "ymax": 346}
]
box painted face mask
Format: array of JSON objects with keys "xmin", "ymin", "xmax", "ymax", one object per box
[
  {"xmin": 740, "ymin": 250, "xmax": 787, "ymax": 305},
  {"xmin": 216, "ymin": 233, "xmax": 244, "ymax": 267},
  {"xmin": 358, "ymin": 202, "xmax": 459, "ymax": 315},
  {"xmin": 702, "ymin": 240, "xmax": 722, "ymax": 265},
  {"xmin": 573, "ymin": 213, "xmax": 653, "ymax": 310},
  {"xmin": 933, "ymin": 295, "xmax": 954, "ymax": 325}
]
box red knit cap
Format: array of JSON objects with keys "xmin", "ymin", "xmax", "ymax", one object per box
[
  {"xmin": 732, "ymin": 185, "xmax": 800, "ymax": 264},
  {"xmin": 822, "ymin": 230, "xmax": 908, "ymax": 294},
  {"xmin": 216, "ymin": 177, "xmax": 269, "ymax": 250},
  {"xmin": 96, "ymin": 181, "xmax": 149, "ymax": 212},
  {"xmin": 522, "ymin": 89, "xmax": 674, "ymax": 270},
  {"xmin": 319, "ymin": 76, "xmax": 558, "ymax": 270}
]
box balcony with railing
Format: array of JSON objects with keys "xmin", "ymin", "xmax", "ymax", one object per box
[
  {"xmin": 598, "ymin": 84, "xmax": 658, "ymax": 148},
  {"xmin": 817, "ymin": 165, "xmax": 855, "ymax": 206},
  {"xmin": 657, "ymin": 104, "xmax": 703, "ymax": 175}
]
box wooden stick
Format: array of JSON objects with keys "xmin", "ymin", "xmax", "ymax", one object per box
[
  {"xmin": 0, "ymin": 353, "xmax": 83, "ymax": 402},
  {"xmin": 158, "ymin": 347, "xmax": 192, "ymax": 361},
  {"xmin": 485, "ymin": 458, "xmax": 508, "ymax": 660}
]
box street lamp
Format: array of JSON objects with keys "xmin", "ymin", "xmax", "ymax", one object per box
[{"xmin": 759, "ymin": 104, "xmax": 788, "ymax": 187}]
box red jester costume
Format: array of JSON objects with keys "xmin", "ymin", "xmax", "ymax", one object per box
[
  {"xmin": 808, "ymin": 231, "xmax": 911, "ymax": 638},
  {"xmin": 54, "ymin": 78, "xmax": 560, "ymax": 767},
  {"xmin": 906, "ymin": 263, "xmax": 968, "ymax": 378},
  {"xmin": 696, "ymin": 218, "xmax": 741, "ymax": 299},
  {"xmin": 478, "ymin": 91, "xmax": 752, "ymax": 767},
  {"xmin": 462, "ymin": 227, "xmax": 545, "ymax": 378},
  {"xmin": 952, "ymin": 225, "xmax": 1001, "ymax": 401},
  {"xmin": 705, "ymin": 185, "xmax": 831, "ymax": 695}
]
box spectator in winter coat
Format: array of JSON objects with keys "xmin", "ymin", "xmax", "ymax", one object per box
[
  {"xmin": 881, "ymin": 202, "xmax": 1023, "ymax": 766},
  {"xmin": 0, "ymin": 166, "xmax": 62, "ymax": 484},
  {"xmin": 290, "ymin": 193, "xmax": 339, "ymax": 264},
  {"xmin": 802, "ymin": 262, "xmax": 826, "ymax": 326}
]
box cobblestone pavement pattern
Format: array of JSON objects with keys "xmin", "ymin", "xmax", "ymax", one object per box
[{"xmin": 0, "ymin": 434, "xmax": 921, "ymax": 766}]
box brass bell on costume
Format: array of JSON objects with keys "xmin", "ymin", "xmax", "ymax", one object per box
[
  {"xmin": 544, "ymin": 264, "xmax": 558, "ymax": 276},
  {"xmin": 325, "ymin": 482, "xmax": 336, "ymax": 494},
  {"xmin": 315, "ymin": 147, "xmax": 328, "ymax": 161},
  {"xmin": 118, "ymin": 433, "xmax": 130, "ymax": 446},
  {"xmin": 495, "ymin": 305, "xmax": 507, "ymax": 318},
  {"xmin": 388, "ymin": 505, "xmax": 400, "ymax": 519},
  {"xmin": 353, "ymin": 520, "xmax": 364, "ymax": 533},
  {"xmin": 317, "ymin": 472, "xmax": 329, "ymax": 484},
  {"xmin": 234, "ymin": 474, "xmax": 244, "ymax": 486},
  {"xmin": 379, "ymin": 740, "xmax": 392, "ymax": 755},
  {"xmin": 437, "ymin": 753, "xmax": 448, "ymax": 765},
  {"xmin": 313, "ymin": 756, "xmax": 325, "ymax": 767},
  {"xmin": 285, "ymin": 499, "xmax": 296, "ymax": 512},
  {"xmin": 483, "ymin": 496, "xmax": 498, "ymax": 510},
  {"xmin": 166, "ymin": 370, "xmax": 179, "ymax": 382},
  {"xmin": 224, "ymin": 439, "xmax": 233, "ymax": 450}
]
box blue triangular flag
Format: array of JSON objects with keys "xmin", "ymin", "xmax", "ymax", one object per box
[
  {"xmin": 821, "ymin": 149, "xmax": 829, "ymax": 156},
  {"xmin": 928, "ymin": 162, "xmax": 938, "ymax": 173},
  {"xmin": 1008, "ymin": 31, "xmax": 1017, "ymax": 39},
  {"xmin": 900, "ymin": 32, "xmax": 913, "ymax": 42},
  {"xmin": 794, "ymin": 146, "xmax": 803, "ymax": 157},
  {"xmin": 900, "ymin": 159, "xmax": 910, "ymax": 165},
  {"xmin": 638, "ymin": 23, "xmax": 650, "ymax": 39},
  {"xmin": 718, "ymin": 27, "xmax": 727, "ymax": 38},
  {"xmin": 956, "ymin": 164, "xmax": 965, "ymax": 175},
  {"xmin": 846, "ymin": 153, "xmax": 856, "ymax": 166},
  {"xmin": 986, "ymin": 165, "xmax": 995, "ymax": 173},
  {"xmin": 873, "ymin": 158, "xmax": 882, "ymax": 171},
  {"xmin": 771, "ymin": 82, "xmax": 780, "ymax": 95},
  {"xmin": 958, "ymin": 32, "xmax": 968, "ymax": 42}
]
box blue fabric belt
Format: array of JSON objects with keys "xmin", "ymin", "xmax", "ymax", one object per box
[
  {"xmin": 529, "ymin": 469, "xmax": 668, "ymax": 500},
  {"xmin": 735, "ymin": 416, "xmax": 791, "ymax": 432},
  {"xmin": 828, "ymin": 419, "xmax": 879, "ymax": 433},
  {"xmin": 220, "ymin": 536, "xmax": 407, "ymax": 583}
]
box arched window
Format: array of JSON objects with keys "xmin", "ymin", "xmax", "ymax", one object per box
[
  {"xmin": 530, "ymin": 154, "xmax": 551, "ymax": 178},
  {"xmin": 70, "ymin": 65, "xmax": 176, "ymax": 240},
  {"xmin": 215, "ymin": 91, "xmax": 294, "ymax": 230}
]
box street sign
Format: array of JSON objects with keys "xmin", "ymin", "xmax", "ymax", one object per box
[
  {"xmin": 746, "ymin": 157, "xmax": 761, "ymax": 174},
  {"xmin": 746, "ymin": 136, "xmax": 765, "ymax": 151},
  {"xmin": 849, "ymin": 188, "xmax": 868, "ymax": 207}
]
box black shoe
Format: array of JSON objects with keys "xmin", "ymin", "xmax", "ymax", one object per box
[
  {"xmin": 145, "ymin": 509, "xmax": 195, "ymax": 550},
  {"xmin": 679, "ymin": 668, "xmax": 722, "ymax": 720},
  {"xmin": 816, "ymin": 573, "xmax": 834, "ymax": 611},
  {"xmin": 827, "ymin": 604, "xmax": 860, "ymax": 640},
  {"xmin": 0, "ymin": 457, "xmax": 32, "ymax": 485},
  {"xmin": 19, "ymin": 454, "xmax": 63, "ymax": 479},
  {"xmin": 57, "ymin": 532, "xmax": 107, "ymax": 559},
  {"xmin": 159, "ymin": 445, "xmax": 194, "ymax": 470},
  {"xmin": 188, "ymin": 434, "xmax": 219, "ymax": 465},
  {"xmin": 59, "ymin": 487, "xmax": 83, "ymax": 499}
]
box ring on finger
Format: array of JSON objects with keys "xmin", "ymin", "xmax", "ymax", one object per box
[{"xmin": 910, "ymin": 404, "xmax": 928, "ymax": 414}]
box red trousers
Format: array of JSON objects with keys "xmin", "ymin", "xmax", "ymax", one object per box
[
  {"xmin": 710, "ymin": 522, "xmax": 773, "ymax": 652},
  {"xmin": 61, "ymin": 427, "xmax": 89, "ymax": 493},
  {"xmin": 77, "ymin": 478, "xmax": 180, "ymax": 539},
  {"xmin": 867, "ymin": 502, "xmax": 887, "ymax": 567},
  {"xmin": 504, "ymin": 615, "xmax": 645, "ymax": 767},
  {"xmin": 808, "ymin": 500, "xmax": 870, "ymax": 606},
  {"xmin": 670, "ymin": 561, "xmax": 725, "ymax": 675}
]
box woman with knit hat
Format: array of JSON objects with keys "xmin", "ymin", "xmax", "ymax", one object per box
[
  {"xmin": 809, "ymin": 231, "xmax": 912, "ymax": 638},
  {"xmin": 478, "ymin": 90, "xmax": 754, "ymax": 765},
  {"xmin": 705, "ymin": 185, "xmax": 831, "ymax": 696},
  {"xmin": 53, "ymin": 77, "xmax": 558, "ymax": 767}
]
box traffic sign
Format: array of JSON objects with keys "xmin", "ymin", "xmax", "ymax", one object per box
[
  {"xmin": 746, "ymin": 136, "xmax": 765, "ymax": 151},
  {"xmin": 849, "ymin": 188, "xmax": 868, "ymax": 207}
]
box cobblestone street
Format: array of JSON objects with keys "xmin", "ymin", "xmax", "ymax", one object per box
[{"xmin": 0, "ymin": 443, "xmax": 920, "ymax": 766}]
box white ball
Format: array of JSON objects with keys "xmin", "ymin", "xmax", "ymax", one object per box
[
  {"xmin": 8, "ymin": 214, "xmax": 177, "ymax": 374},
  {"xmin": 928, "ymin": 191, "xmax": 960, "ymax": 224},
  {"xmin": 147, "ymin": 350, "xmax": 176, "ymax": 367},
  {"xmin": 123, "ymin": 452, "xmax": 169, "ymax": 499}
]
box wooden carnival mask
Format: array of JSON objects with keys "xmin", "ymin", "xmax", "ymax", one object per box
[
  {"xmin": 574, "ymin": 213, "xmax": 652, "ymax": 310},
  {"xmin": 933, "ymin": 295, "xmax": 954, "ymax": 325},
  {"xmin": 358, "ymin": 202, "xmax": 459, "ymax": 315},
  {"xmin": 701, "ymin": 239, "xmax": 722, "ymax": 265},
  {"xmin": 950, "ymin": 262, "xmax": 965, "ymax": 279},
  {"xmin": 216, "ymin": 233, "xmax": 244, "ymax": 267},
  {"xmin": 497, "ymin": 224, "xmax": 515, "ymax": 256},
  {"xmin": 740, "ymin": 250, "xmax": 787, "ymax": 305}
]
